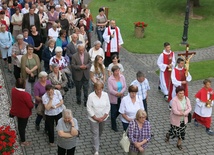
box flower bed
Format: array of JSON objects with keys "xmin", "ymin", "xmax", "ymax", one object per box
[{"xmin": 0, "ymin": 68, "xmax": 23, "ymax": 155}]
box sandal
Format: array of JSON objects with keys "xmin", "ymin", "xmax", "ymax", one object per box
[
  {"xmin": 165, "ymin": 133, "xmax": 170, "ymax": 143},
  {"xmin": 21, "ymin": 141, "xmax": 31, "ymax": 147},
  {"xmin": 177, "ymin": 144, "xmax": 183, "ymax": 150}
]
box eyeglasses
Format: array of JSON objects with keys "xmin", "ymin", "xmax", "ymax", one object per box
[{"xmin": 139, "ymin": 116, "xmax": 146, "ymax": 119}]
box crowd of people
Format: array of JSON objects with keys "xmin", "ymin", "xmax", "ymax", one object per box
[{"xmin": 1, "ymin": 0, "xmax": 213, "ymax": 155}]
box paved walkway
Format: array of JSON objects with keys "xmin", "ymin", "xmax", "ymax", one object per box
[{"xmin": 1, "ymin": 0, "xmax": 214, "ymax": 154}]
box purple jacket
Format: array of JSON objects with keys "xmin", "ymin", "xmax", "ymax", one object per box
[
  {"xmin": 170, "ymin": 96, "xmax": 192, "ymax": 126},
  {"xmin": 107, "ymin": 74, "xmax": 126, "ymax": 104}
]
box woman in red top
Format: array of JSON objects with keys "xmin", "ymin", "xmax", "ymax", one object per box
[{"xmin": 10, "ymin": 78, "xmax": 34, "ymax": 146}]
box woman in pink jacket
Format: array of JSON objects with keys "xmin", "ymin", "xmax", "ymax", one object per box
[
  {"xmin": 165, "ymin": 86, "xmax": 192, "ymax": 150},
  {"xmin": 107, "ymin": 65, "xmax": 126, "ymax": 132}
]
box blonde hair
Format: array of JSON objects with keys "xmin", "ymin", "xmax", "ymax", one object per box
[{"xmin": 136, "ymin": 109, "xmax": 147, "ymax": 120}]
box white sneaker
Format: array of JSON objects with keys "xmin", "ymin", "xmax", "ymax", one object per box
[{"xmin": 94, "ymin": 151, "xmax": 99, "ymax": 155}]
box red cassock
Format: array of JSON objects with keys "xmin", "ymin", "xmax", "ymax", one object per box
[
  {"xmin": 168, "ymin": 68, "xmax": 188, "ymax": 102},
  {"xmin": 163, "ymin": 52, "xmax": 174, "ymax": 91},
  {"xmin": 193, "ymin": 87, "xmax": 214, "ymax": 128}
]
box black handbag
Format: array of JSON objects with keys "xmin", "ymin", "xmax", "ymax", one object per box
[
  {"xmin": 28, "ymin": 75, "xmax": 36, "ymax": 83},
  {"xmin": 63, "ymin": 86, "xmax": 69, "ymax": 92},
  {"xmin": 188, "ymin": 113, "xmax": 192, "ymax": 123}
]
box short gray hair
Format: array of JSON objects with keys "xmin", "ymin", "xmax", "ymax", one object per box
[
  {"xmin": 93, "ymin": 40, "xmax": 101, "ymax": 46},
  {"xmin": 62, "ymin": 109, "xmax": 73, "ymax": 118},
  {"xmin": 16, "ymin": 34, "xmax": 24, "ymax": 40},
  {"xmin": 77, "ymin": 43, "xmax": 85, "ymax": 49},
  {"xmin": 51, "ymin": 63, "xmax": 59, "ymax": 69},
  {"xmin": 48, "ymin": 39, "xmax": 55, "ymax": 46},
  {"xmin": 55, "ymin": 46, "xmax": 63, "ymax": 53},
  {"xmin": 38, "ymin": 71, "xmax": 48, "ymax": 78}
]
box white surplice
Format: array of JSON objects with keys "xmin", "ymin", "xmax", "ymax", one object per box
[
  {"xmin": 157, "ymin": 50, "xmax": 176, "ymax": 95},
  {"xmin": 102, "ymin": 26, "xmax": 123, "ymax": 52}
]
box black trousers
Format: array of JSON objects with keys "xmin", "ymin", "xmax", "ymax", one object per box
[
  {"xmin": 58, "ymin": 145, "xmax": 76, "ymax": 155},
  {"xmin": 17, "ymin": 117, "xmax": 29, "ymax": 142},
  {"xmin": 110, "ymin": 98, "xmax": 121, "ymax": 130},
  {"xmin": 74, "ymin": 76, "xmax": 89, "ymax": 103},
  {"xmin": 46, "ymin": 113, "xmax": 62, "ymax": 143},
  {"xmin": 14, "ymin": 65, "xmax": 21, "ymax": 80}
]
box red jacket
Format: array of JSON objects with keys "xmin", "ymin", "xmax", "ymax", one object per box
[{"xmin": 10, "ymin": 88, "xmax": 34, "ymax": 118}]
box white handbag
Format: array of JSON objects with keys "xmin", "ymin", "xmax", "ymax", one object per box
[{"xmin": 119, "ymin": 130, "xmax": 130, "ymax": 153}]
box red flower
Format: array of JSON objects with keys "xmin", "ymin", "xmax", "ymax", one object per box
[{"xmin": 0, "ymin": 135, "xmax": 6, "ymax": 140}]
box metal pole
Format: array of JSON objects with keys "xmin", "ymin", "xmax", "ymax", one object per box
[{"xmin": 181, "ymin": 0, "xmax": 190, "ymax": 45}]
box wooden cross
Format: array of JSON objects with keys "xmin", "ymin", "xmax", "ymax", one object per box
[
  {"xmin": 178, "ymin": 44, "xmax": 196, "ymax": 60},
  {"xmin": 178, "ymin": 44, "xmax": 196, "ymax": 76}
]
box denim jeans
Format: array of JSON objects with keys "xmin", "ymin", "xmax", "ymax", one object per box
[
  {"xmin": 96, "ymin": 29, "xmax": 105, "ymax": 46},
  {"xmin": 143, "ymin": 99, "xmax": 148, "ymax": 121}
]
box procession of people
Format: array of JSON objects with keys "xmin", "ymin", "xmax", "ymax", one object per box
[{"xmin": 0, "ymin": 0, "xmax": 214, "ymax": 155}]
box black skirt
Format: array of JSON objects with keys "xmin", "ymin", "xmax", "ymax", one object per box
[{"xmin": 168, "ymin": 121, "xmax": 187, "ymax": 140}]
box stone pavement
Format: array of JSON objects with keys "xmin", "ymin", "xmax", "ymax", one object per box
[{"xmin": 1, "ymin": 1, "xmax": 214, "ymax": 155}]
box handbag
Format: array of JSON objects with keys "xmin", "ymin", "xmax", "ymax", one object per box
[
  {"xmin": 28, "ymin": 74, "xmax": 36, "ymax": 83},
  {"xmin": 37, "ymin": 103, "xmax": 45, "ymax": 116},
  {"xmin": 119, "ymin": 129, "xmax": 130, "ymax": 153},
  {"xmin": 188, "ymin": 113, "xmax": 192, "ymax": 123}
]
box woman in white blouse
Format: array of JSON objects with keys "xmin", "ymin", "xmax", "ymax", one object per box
[
  {"xmin": 88, "ymin": 40, "xmax": 105, "ymax": 63},
  {"xmin": 87, "ymin": 82, "xmax": 110, "ymax": 155},
  {"xmin": 42, "ymin": 84, "xmax": 64, "ymax": 146},
  {"xmin": 119, "ymin": 85, "xmax": 145, "ymax": 131}
]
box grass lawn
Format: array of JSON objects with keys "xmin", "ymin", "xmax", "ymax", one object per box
[
  {"xmin": 190, "ymin": 60, "xmax": 214, "ymax": 81},
  {"xmin": 156, "ymin": 60, "xmax": 214, "ymax": 81},
  {"xmin": 89, "ymin": 0, "xmax": 214, "ymax": 54}
]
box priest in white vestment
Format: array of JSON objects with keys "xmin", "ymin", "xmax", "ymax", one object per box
[{"xmin": 102, "ymin": 20, "xmax": 123, "ymax": 67}]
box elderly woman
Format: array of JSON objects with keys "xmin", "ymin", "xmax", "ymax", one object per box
[
  {"xmin": 56, "ymin": 29, "xmax": 70, "ymax": 56},
  {"xmin": 128, "ymin": 109, "xmax": 151, "ymax": 155},
  {"xmin": 48, "ymin": 22, "xmax": 60, "ymax": 41},
  {"xmin": 108, "ymin": 65, "xmax": 126, "ymax": 132},
  {"xmin": 119, "ymin": 85, "xmax": 144, "ymax": 131},
  {"xmin": 23, "ymin": 28, "xmax": 35, "ymax": 46},
  {"xmin": 30, "ymin": 25, "xmax": 43, "ymax": 61},
  {"xmin": 165, "ymin": 86, "xmax": 192, "ymax": 150},
  {"xmin": 42, "ymin": 84, "xmax": 64, "ymax": 146},
  {"xmin": 21, "ymin": 44, "xmax": 41, "ymax": 102},
  {"xmin": 12, "ymin": 34, "xmax": 28, "ymax": 79},
  {"xmin": 42, "ymin": 39, "xmax": 56, "ymax": 73},
  {"xmin": 87, "ymin": 82, "xmax": 110, "ymax": 155},
  {"xmin": 34, "ymin": 71, "xmax": 51, "ymax": 131},
  {"xmin": 10, "ymin": 78, "xmax": 34, "ymax": 146},
  {"xmin": 48, "ymin": 63, "xmax": 68, "ymax": 97},
  {"xmin": 0, "ymin": 24, "xmax": 13, "ymax": 72},
  {"xmin": 11, "ymin": 7, "xmax": 23, "ymax": 38},
  {"xmin": 49, "ymin": 46, "xmax": 69, "ymax": 73},
  {"xmin": 56, "ymin": 109, "xmax": 79, "ymax": 155},
  {"xmin": 88, "ymin": 40, "xmax": 105, "ymax": 63},
  {"xmin": 90, "ymin": 55, "xmax": 105, "ymax": 84}
]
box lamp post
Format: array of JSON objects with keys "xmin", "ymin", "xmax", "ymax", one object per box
[{"xmin": 181, "ymin": 0, "xmax": 190, "ymax": 45}]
